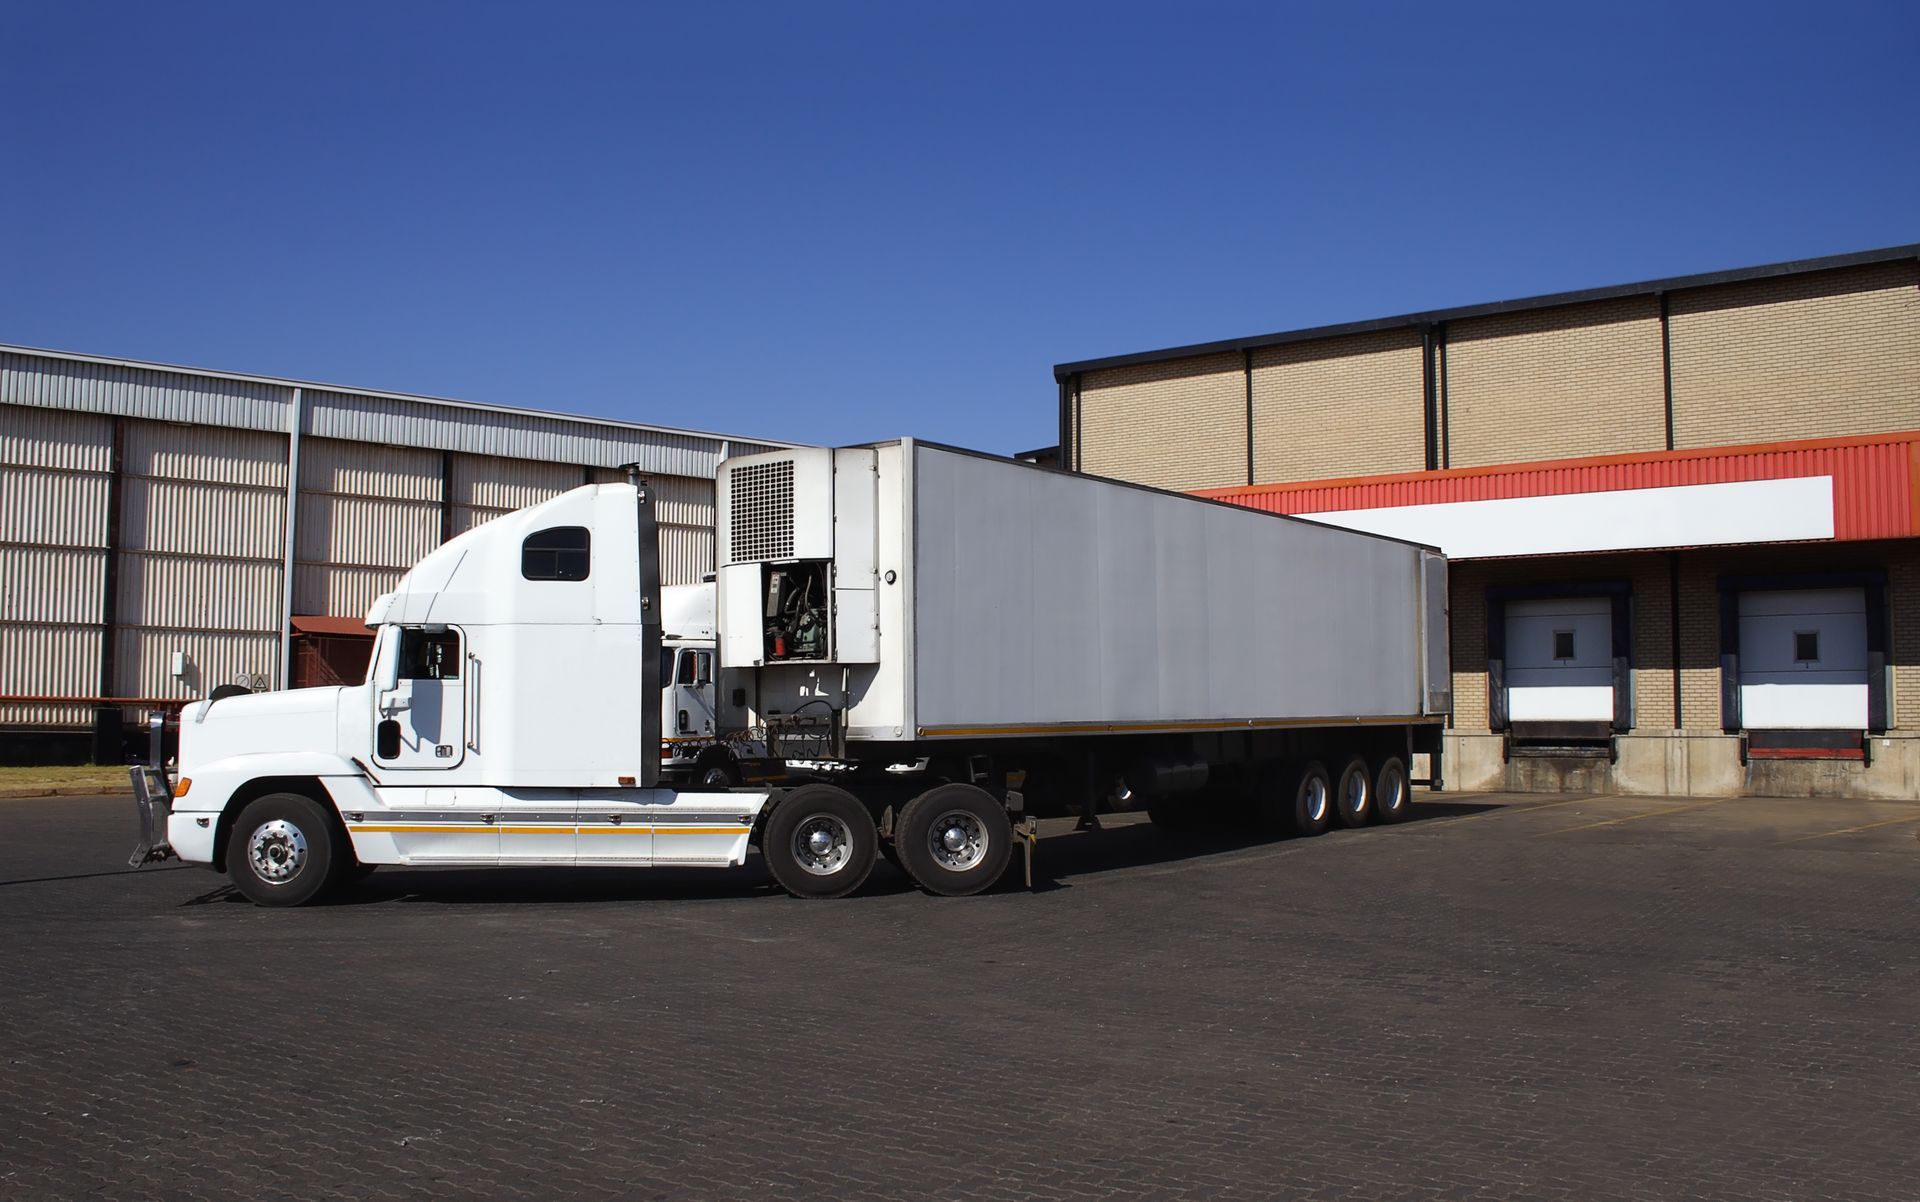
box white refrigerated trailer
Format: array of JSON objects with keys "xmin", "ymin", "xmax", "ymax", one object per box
[
  {"xmin": 131, "ymin": 440, "xmax": 1448, "ymax": 904},
  {"xmin": 714, "ymin": 440, "xmax": 1450, "ymax": 893}
]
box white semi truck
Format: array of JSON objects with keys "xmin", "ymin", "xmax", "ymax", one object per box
[{"xmin": 131, "ymin": 440, "xmax": 1449, "ymax": 904}]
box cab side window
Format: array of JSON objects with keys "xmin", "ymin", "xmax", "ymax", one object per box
[
  {"xmin": 522, "ymin": 526, "xmax": 591, "ymax": 581},
  {"xmin": 400, "ymin": 629, "xmax": 461, "ymax": 680}
]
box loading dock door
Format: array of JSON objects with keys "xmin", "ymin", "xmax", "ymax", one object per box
[
  {"xmin": 1505, "ymin": 597, "xmax": 1614, "ymax": 722},
  {"xmin": 1737, "ymin": 588, "xmax": 1868, "ymax": 729}
]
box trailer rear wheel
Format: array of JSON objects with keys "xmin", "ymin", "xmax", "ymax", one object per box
[
  {"xmin": 896, "ymin": 783, "xmax": 1012, "ymax": 897},
  {"xmin": 762, "ymin": 784, "xmax": 877, "ymax": 899},
  {"xmin": 225, "ymin": 792, "xmax": 344, "ymax": 907},
  {"xmin": 1373, "ymin": 756, "xmax": 1412, "ymax": 823},
  {"xmin": 1333, "ymin": 756, "xmax": 1371, "ymax": 828},
  {"xmin": 1290, "ymin": 761, "xmax": 1333, "ymax": 836}
]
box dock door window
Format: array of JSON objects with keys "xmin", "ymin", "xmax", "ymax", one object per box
[{"xmin": 521, "ymin": 527, "xmax": 591, "ymax": 581}]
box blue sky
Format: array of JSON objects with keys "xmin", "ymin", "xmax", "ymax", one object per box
[{"xmin": 2, "ymin": 2, "xmax": 1914, "ymax": 453}]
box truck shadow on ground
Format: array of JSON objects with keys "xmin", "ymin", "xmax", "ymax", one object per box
[
  {"xmin": 182, "ymin": 799, "xmax": 1495, "ymax": 908},
  {"xmin": 1001, "ymin": 799, "xmax": 1500, "ymax": 893}
]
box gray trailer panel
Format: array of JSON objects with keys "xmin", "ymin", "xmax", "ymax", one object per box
[{"xmin": 910, "ymin": 444, "xmax": 1436, "ymax": 733}]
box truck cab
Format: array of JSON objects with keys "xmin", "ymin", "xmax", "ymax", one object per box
[
  {"xmin": 656, "ymin": 581, "xmax": 767, "ymax": 786},
  {"xmin": 132, "ymin": 482, "xmax": 776, "ymax": 904}
]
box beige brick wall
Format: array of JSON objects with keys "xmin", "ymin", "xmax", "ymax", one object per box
[
  {"xmin": 1444, "ymin": 296, "xmax": 1666, "ymax": 467},
  {"xmin": 1887, "ymin": 545, "xmax": 1920, "ymax": 730},
  {"xmin": 1669, "ymin": 260, "xmax": 1920, "ymax": 448},
  {"xmin": 1447, "ymin": 561, "xmax": 1491, "ymax": 731},
  {"xmin": 1627, "ymin": 557, "xmax": 1678, "ymax": 730},
  {"xmin": 1249, "ymin": 330, "xmax": 1424, "ymax": 483},
  {"xmin": 1075, "ymin": 353, "xmax": 1245, "ymax": 492},
  {"xmin": 1675, "ymin": 559, "xmax": 1722, "ymax": 732}
]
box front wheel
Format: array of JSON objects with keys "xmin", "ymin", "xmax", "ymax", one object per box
[
  {"xmin": 225, "ymin": 792, "xmax": 346, "ymax": 906},
  {"xmin": 895, "ymin": 783, "xmax": 1012, "ymax": 897},
  {"xmin": 761, "ymin": 784, "xmax": 878, "ymax": 899}
]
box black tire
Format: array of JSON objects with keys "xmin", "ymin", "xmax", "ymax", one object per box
[
  {"xmin": 761, "ymin": 784, "xmax": 877, "ymax": 899},
  {"xmin": 1373, "ymin": 756, "xmax": 1412, "ymax": 824},
  {"xmin": 1291, "ymin": 761, "xmax": 1333, "ymax": 837},
  {"xmin": 895, "ymin": 783, "xmax": 1013, "ymax": 897},
  {"xmin": 225, "ymin": 792, "xmax": 345, "ymax": 906},
  {"xmin": 1333, "ymin": 755, "xmax": 1371, "ymax": 828}
]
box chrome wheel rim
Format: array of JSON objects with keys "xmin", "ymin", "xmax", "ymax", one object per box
[
  {"xmin": 248, "ymin": 819, "xmax": 308, "ymax": 884},
  {"xmin": 1303, "ymin": 778, "xmax": 1329, "ymax": 824},
  {"xmin": 792, "ymin": 814, "xmax": 852, "ymax": 876},
  {"xmin": 926, "ymin": 809, "xmax": 987, "ymax": 873}
]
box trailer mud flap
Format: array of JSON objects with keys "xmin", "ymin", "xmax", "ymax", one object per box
[
  {"xmin": 1012, "ymin": 817, "xmax": 1038, "ymax": 889},
  {"xmin": 128, "ymin": 767, "xmax": 177, "ymax": 867}
]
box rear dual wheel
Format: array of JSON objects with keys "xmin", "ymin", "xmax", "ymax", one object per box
[
  {"xmin": 1373, "ymin": 756, "xmax": 1412, "ymax": 823},
  {"xmin": 895, "ymin": 783, "xmax": 1013, "ymax": 897},
  {"xmin": 1333, "ymin": 756, "xmax": 1372, "ymax": 828},
  {"xmin": 1289, "ymin": 760, "xmax": 1334, "ymax": 836},
  {"xmin": 763, "ymin": 784, "xmax": 878, "ymax": 899}
]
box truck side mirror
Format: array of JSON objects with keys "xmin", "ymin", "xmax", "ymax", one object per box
[{"xmin": 377, "ymin": 627, "xmax": 402, "ymax": 691}]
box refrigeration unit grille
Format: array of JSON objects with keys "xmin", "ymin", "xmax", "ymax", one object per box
[{"xmin": 729, "ymin": 458, "xmax": 795, "ymax": 562}]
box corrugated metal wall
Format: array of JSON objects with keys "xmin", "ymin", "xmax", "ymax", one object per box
[
  {"xmin": 588, "ymin": 467, "xmax": 717, "ymax": 584},
  {"xmin": 0, "ymin": 348, "xmax": 773, "ymax": 741},
  {"xmin": 447, "ymin": 460, "xmax": 713, "ymax": 585},
  {"xmin": 119, "ymin": 419, "xmax": 286, "ymax": 700},
  {"xmin": 0, "ymin": 404, "xmax": 110, "ymax": 726},
  {"xmin": 295, "ymin": 438, "xmax": 441, "ymax": 619}
]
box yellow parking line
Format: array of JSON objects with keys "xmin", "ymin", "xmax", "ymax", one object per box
[
  {"xmin": 1539, "ymin": 797, "xmax": 1732, "ymax": 835},
  {"xmin": 1775, "ymin": 813, "xmax": 1920, "ymax": 844}
]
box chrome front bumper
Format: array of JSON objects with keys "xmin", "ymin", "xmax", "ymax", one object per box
[{"xmin": 128, "ymin": 766, "xmax": 176, "ymax": 867}]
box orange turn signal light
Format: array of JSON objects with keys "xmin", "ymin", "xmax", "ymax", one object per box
[
  {"xmin": 173, "ymin": 778, "xmax": 192, "ymax": 797},
  {"xmin": 618, "ymin": 775, "xmax": 636, "ymax": 786}
]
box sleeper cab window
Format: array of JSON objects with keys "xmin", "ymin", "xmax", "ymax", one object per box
[{"xmin": 521, "ymin": 526, "xmax": 591, "ymax": 581}]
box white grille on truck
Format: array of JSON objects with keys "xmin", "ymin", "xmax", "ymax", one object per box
[{"xmin": 728, "ymin": 458, "xmax": 795, "ymax": 562}]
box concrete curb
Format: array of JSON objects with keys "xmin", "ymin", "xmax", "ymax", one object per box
[{"xmin": 0, "ymin": 787, "xmax": 132, "ymax": 800}]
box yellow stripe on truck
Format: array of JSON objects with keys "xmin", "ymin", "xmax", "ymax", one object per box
[{"xmin": 349, "ymin": 824, "xmax": 744, "ymax": 836}]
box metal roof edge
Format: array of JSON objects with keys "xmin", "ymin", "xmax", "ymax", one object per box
[
  {"xmin": 1052, "ymin": 241, "xmax": 1920, "ymax": 379},
  {"xmin": 0, "ymin": 341, "xmax": 803, "ymax": 450}
]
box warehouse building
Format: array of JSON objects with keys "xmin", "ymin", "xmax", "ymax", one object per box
[
  {"xmin": 0, "ymin": 345, "xmax": 788, "ymax": 764},
  {"xmin": 1053, "ymin": 243, "xmax": 1920, "ymax": 798}
]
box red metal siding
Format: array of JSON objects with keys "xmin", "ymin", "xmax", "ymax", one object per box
[{"xmin": 1199, "ymin": 431, "xmax": 1920, "ymax": 544}]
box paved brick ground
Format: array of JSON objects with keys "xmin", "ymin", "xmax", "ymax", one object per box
[{"xmin": 2, "ymin": 791, "xmax": 1918, "ymax": 1201}]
